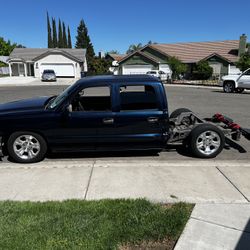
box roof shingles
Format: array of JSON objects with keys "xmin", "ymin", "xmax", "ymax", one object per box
[
  {"xmin": 149, "ymin": 40, "xmax": 239, "ymax": 63},
  {"xmin": 9, "ymin": 48, "xmax": 86, "ymax": 62}
]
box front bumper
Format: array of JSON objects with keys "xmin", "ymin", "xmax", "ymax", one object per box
[{"xmin": 0, "ymin": 136, "xmax": 3, "ymax": 157}]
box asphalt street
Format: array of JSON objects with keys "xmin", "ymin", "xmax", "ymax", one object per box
[{"xmin": 0, "ymin": 83, "xmax": 249, "ymax": 162}]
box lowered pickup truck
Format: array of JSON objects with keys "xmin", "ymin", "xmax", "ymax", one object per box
[
  {"xmin": 0, "ymin": 75, "xmax": 249, "ymax": 163},
  {"xmin": 221, "ymin": 68, "xmax": 250, "ymax": 93}
]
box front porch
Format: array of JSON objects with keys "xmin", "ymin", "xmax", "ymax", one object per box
[{"xmin": 9, "ymin": 61, "xmax": 34, "ymax": 77}]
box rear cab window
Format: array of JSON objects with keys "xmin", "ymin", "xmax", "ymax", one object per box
[{"xmin": 118, "ymin": 84, "xmax": 159, "ymax": 111}]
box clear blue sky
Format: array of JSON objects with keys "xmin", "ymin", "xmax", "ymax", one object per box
[{"xmin": 1, "ymin": 0, "xmax": 249, "ymax": 54}]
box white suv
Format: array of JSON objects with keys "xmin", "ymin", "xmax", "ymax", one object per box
[
  {"xmin": 146, "ymin": 70, "xmax": 169, "ymax": 81},
  {"xmin": 221, "ymin": 68, "xmax": 250, "ymax": 93}
]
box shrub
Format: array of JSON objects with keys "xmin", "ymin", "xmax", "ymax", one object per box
[
  {"xmin": 168, "ymin": 56, "xmax": 187, "ymax": 80},
  {"xmin": 236, "ymin": 52, "xmax": 250, "ymax": 72},
  {"xmin": 192, "ymin": 61, "xmax": 213, "ymax": 80}
]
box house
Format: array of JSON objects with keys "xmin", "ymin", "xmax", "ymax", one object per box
[
  {"xmin": 106, "ymin": 53, "xmax": 127, "ymax": 62},
  {"xmin": 0, "ymin": 56, "xmax": 9, "ymax": 75},
  {"xmin": 8, "ymin": 48, "xmax": 87, "ymax": 78},
  {"xmin": 116, "ymin": 35, "xmax": 248, "ymax": 78},
  {"xmin": 106, "ymin": 53, "xmax": 127, "ymax": 75}
]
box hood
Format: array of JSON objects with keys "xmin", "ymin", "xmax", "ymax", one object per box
[
  {"xmin": 222, "ymin": 74, "xmax": 240, "ymax": 81},
  {"xmin": 0, "ymin": 96, "xmax": 50, "ymax": 113}
]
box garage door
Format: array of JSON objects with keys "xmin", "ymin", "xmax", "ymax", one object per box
[
  {"xmin": 122, "ymin": 65, "xmax": 153, "ymax": 75},
  {"xmin": 40, "ymin": 63, "xmax": 75, "ymax": 77}
]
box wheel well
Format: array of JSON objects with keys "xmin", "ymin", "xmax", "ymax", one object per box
[{"xmin": 223, "ymin": 80, "xmax": 235, "ymax": 86}]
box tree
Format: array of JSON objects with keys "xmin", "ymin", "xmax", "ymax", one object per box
[
  {"xmin": 58, "ymin": 19, "xmax": 63, "ymax": 48},
  {"xmin": 75, "ymin": 19, "xmax": 95, "ymax": 74},
  {"xmin": 108, "ymin": 50, "xmax": 120, "ymax": 54},
  {"xmin": 148, "ymin": 40, "xmax": 157, "ymax": 45},
  {"xmin": 47, "ymin": 12, "xmax": 53, "ymax": 48},
  {"xmin": 62, "ymin": 22, "xmax": 67, "ymax": 48},
  {"xmin": 75, "ymin": 19, "xmax": 95, "ymax": 57},
  {"xmin": 192, "ymin": 61, "xmax": 213, "ymax": 80},
  {"xmin": 0, "ymin": 37, "xmax": 24, "ymax": 56},
  {"xmin": 67, "ymin": 26, "xmax": 72, "ymax": 48},
  {"xmin": 52, "ymin": 18, "xmax": 57, "ymax": 48},
  {"xmin": 126, "ymin": 43, "xmax": 143, "ymax": 54},
  {"xmin": 236, "ymin": 52, "xmax": 250, "ymax": 72},
  {"xmin": 87, "ymin": 57, "xmax": 111, "ymax": 76},
  {"xmin": 167, "ymin": 56, "xmax": 187, "ymax": 80}
]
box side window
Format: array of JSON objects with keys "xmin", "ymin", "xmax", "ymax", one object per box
[
  {"xmin": 244, "ymin": 69, "xmax": 250, "ymax": 76},
  {"xmin": 119, "ymin": 85, "xmax": 158, "ymax": 111},
  {"xmin": 71, "ymin": 86, "xmax": 111, "ymax": 112}
]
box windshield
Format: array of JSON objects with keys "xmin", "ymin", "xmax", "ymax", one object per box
[{"xmin": 48, "ymin": 84, "xmax": 76, "ymax": 109}]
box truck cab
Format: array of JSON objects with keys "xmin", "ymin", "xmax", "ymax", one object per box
[{"xmin": 221, "ymin": 68, "xmax": 250, "ymax": 93}]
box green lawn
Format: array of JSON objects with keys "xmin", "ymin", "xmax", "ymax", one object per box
[{"xmin": 0, "ymin": 199, "xmax": 192, "ymax": 250}]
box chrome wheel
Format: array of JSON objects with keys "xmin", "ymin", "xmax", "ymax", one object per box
[
  {"xmin": 196, "ymin": 131, "xmax": 221, "ymax": 156},
  {"xmin": 224, "ymin": 82, "xmax": 234, "ymax": 93},
  {"xmin": 13, "ymin": 135, "xmax": 41, "ymax": 160}
]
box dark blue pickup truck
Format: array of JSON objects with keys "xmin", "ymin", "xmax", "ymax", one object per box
[{"xmin": 0, "ymin": 75, "xmax": 249, "ymax": 163}]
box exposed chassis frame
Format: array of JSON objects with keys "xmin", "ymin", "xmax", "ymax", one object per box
[{"xmin": 167, "ymin": 112, "xmax": 250, "ymax": 145}]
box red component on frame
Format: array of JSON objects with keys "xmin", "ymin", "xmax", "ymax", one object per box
[{"xmin": 213, "ymin": 113, "xmax": 241, "ymax": 130}]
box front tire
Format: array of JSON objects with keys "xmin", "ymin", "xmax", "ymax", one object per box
[
  {"xmin": 7, "ymin": 132, "xmax": 47, "ymax": 163},
  {"xmin": 189, "ymin": 124, "xmax": 225, "ymax": 158},
  {"xmin": 223, "ymin": 81, "xmax": 235, "ymax": 93}
]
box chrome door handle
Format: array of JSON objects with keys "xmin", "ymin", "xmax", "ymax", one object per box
[
  {"xmin": 147, "ymin": 117, "xmax": 158, "ymax": 123},
  {"xmin": 103, "ymin": 118, "xmax": 114, "ymax": 124}
]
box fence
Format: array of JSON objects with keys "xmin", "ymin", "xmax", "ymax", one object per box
[{"xmin": 0, "ymin": 67, "xmax": 9, "ymax": 75}]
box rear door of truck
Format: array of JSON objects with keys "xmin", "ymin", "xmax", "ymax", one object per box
[{"xmin": 97, "ymin": 82, "xmax": 168, "ymax": 150}]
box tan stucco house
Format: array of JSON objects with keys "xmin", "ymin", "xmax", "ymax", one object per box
[{"xmin": 8, "ymin": 48, "xmax": 87, "ymax": 78}]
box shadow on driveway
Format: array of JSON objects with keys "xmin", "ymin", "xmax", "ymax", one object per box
[{"xmin": 235, "ymin": 219, "xmax": 250, "ymax": 250}]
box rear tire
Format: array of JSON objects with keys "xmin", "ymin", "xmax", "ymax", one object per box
[
  {"xmin": 7, "ymin": 131, "xmax": 47, "ymax": 163},
  {"xmin": 170, "ymin": 108, "xmax": 192, "ymax": 119},
  {"xmin": 223, "ymin": 81, "xmax": 235, "ymax": 93},
  {"xmin": 189, "ymin": 124, "xmax": 225, "ymax": 158}
]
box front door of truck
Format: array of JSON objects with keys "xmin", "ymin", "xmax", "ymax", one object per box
[{"xmin": 55, "ymin": 85, "xmax": 115, "ymax": 151}]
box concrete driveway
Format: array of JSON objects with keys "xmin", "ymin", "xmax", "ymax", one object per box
[{"xmin": 0, "ymin": 76, "xmax": 74, "ymax": 86}]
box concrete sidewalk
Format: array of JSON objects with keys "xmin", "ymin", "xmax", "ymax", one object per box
[
  {"xmin": 0, "ymin": 160, "xmax": 249, "ymax": 203},
  {"xmin": 0, "ymin": 159, "xmax": 249, "ymax": 249},
  {"xmin": 175, "ymin": 204, "xmax": 250, "ymax": 250}
]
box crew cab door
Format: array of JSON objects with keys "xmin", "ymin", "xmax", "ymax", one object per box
[
  {"xmin": 97, "ymin": 83, "xmax": 168, "ymax": 150},
  {"xmin": 238, "ymin": 69, "xmax": 250, "ymax": 89},
  {"xmin": 55, "ymin": 85, "xmax": 114, "ymax": 151}
]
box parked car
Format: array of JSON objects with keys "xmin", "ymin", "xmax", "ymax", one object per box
[
  {"xmin": 146, "ymin": 70, "xmax": 169, "ymax": 81},
  {"xmin": 220, "ymin": 68, "xmax": 250, "ymax": 93},
  {"xmin": 0, "ymin": 75, "xmax": 249, "ymax": 163},
  {"xmin": 41, "ymin": 69, "xmax": 57, "ymax": 81}
]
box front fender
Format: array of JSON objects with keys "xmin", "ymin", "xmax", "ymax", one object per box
[{"xmin": 223, "ymin": 79, "xmax": 238, "ymax": 88}]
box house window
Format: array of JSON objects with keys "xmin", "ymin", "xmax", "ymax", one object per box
[{"xmin": 36, "ymin": 63, "xmax": 38, "ymax": 69}]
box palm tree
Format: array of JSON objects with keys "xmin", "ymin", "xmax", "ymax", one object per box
[{"xmin": 126, "ymin": 43, "xmax": 143, "ymax": 54}]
